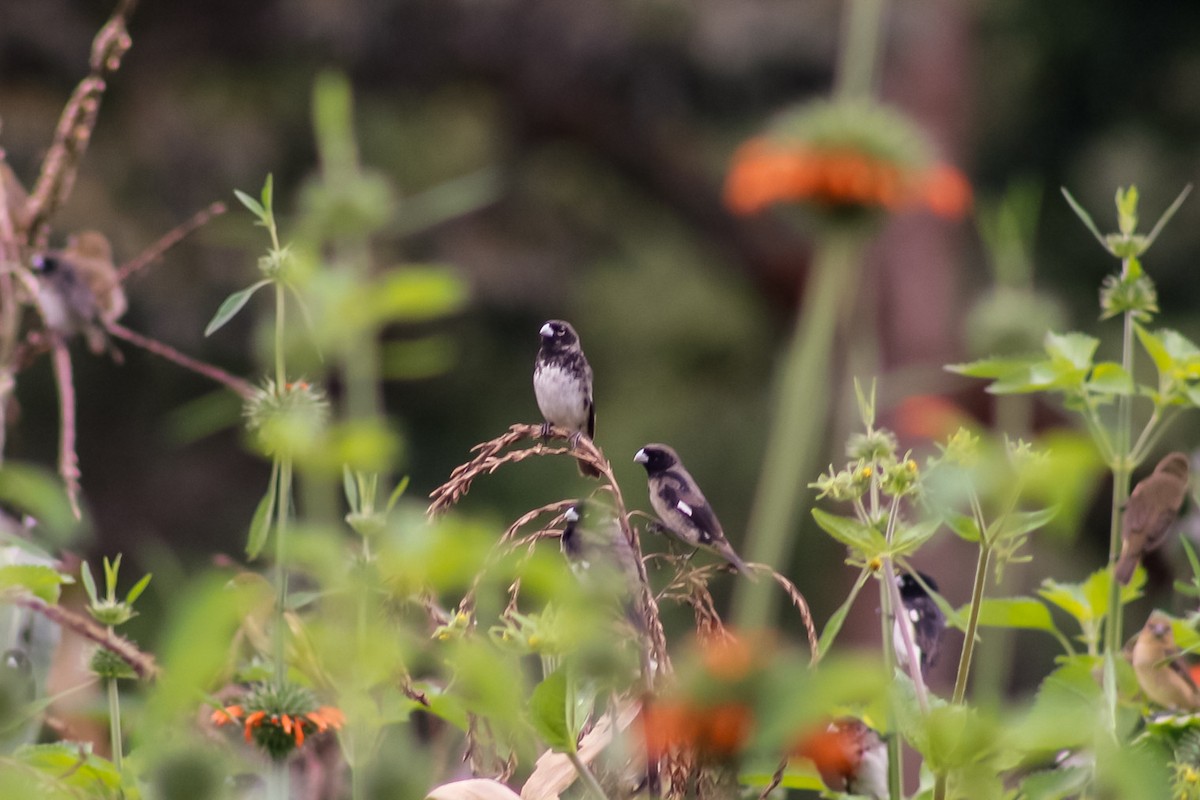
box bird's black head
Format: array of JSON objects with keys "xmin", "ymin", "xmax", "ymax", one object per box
[
  {"xmin": 898, "ymin": 571, "xmax": 938, "ymax": 599},
  {"xmin": 539, "ymin": 320, "xmax": 579, "ymax": 353},
  {"xmin": 30, "ymin": 254, "xmax": 60, "ymax": 275},
  {"xmin": 634, "ymin": 443, "xmax": 679, "ymax": 474}
]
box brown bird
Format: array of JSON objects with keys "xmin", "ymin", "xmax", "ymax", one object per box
[
  {"xmin": 1114, "ymin": 451, "xmax": 1190, "ymax": 585},
  {"xmin": 1131, "ymin": 610, "xmax": 1200, "ymax": 711},
  {"xmin": 31, "ymin": 230, "xmax": 127, "ymax": 355}
]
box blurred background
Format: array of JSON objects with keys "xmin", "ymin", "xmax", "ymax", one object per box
[{"xmin": 4, "ymin": 0, "xmax": 1200, "ymax": 701}]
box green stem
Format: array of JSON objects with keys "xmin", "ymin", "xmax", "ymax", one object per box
[
  {"xmin": 107, "ymin": 677, "xmax": 122, "ymax": 773},
  {"xmin": 274, "ymin": 283, "xmax": 286, "ymax": 388},
  {"xmin": 952, "ymin": 544, "xmax": 992, "ymax": 705},
  {"xmin": 835, "ymin": 0, "xmax": 889, "ymax": 98},
  {"xmin": 733, "ymin": 236, "xmax": 861, "ymax": 627},
  {"xmin": 273, "ymin": 458, "xmax": 293, "ymax": 684},
  {"xmin": 1104, "ymin": 304, "xmax": 1136, "ymax": 656},
  {"xmin": 567, "ymin": 750, "xmax": 611, "ymax": 800}
]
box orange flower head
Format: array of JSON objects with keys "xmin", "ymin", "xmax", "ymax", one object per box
[
  {"xmin": 793, "ymin": 718, "xmax": 866, "ymax": 792},
  {"xmin": 208, "ymin": 682, "xmax": 344, "ymax": 761}
]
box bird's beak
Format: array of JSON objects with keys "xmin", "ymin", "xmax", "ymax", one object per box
[
  {"xmin": 564, "ymin": 507, "xmax": 579, "ymax": 522},
  {"xmin": 634, "ymin": 449, "xmax": 648, "ymax": 464},
  {"xmin": 539, "ymin": 323, "xmax": 554, "ymax": 337}
]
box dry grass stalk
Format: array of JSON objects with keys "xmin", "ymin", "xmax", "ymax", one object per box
[
  {"xmin": 116, "ymin": 200, "xmax": 227, "ymax": 283},
  {"xmin": 13, "ymin": 592, "xmax": 158, "ymax": 680}
]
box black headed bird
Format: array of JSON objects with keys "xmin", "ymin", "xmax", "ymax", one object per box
[
  {"xmin": 1114, "ymin": 451, "xmax": 1190, "ymax": 585},
  {"xmin": 534, "ymin": 320, "xmax": 600, "ymax": 477},
  {"xmin": 560, "ymin": 501, "xmax": 640, "ymax": 594},
  {"xmin": 894, "ymin": 571, "xmax": 946, "ymax": 676},
  {"xmin": 1131, "ymin": 610, "xmax": 1200, "ymax": 711},
  {"xmin": 31, "ymin": 230, "xmax": 126, "ymax": 356},
  {"xmin": 633, "ymin": 443, "xmax": 748, "ymax": 574}
]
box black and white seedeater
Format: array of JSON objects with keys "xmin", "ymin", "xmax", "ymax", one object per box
[
  {"xmin": 1114, "ymin": 451, "xmax": 1190, "ymax": 585},
  {"xmin": 533, "ymin": 320, "xmax": 600, "ymax": 478},
  {"xmin": 797, "ymin": 717, "xmax": 888, "ymax": 800},
  {"xmin": 1131, "ymin": 610, "xmax": 1200, "ymax": 711},
  {"xmin": 633, "ymin": 443, "xmax": 749, "ymax": 574},
  {"xmin": 894, "ymin": 571, "xmax": 946, "ymax": 676},
  {"xmin": 561, "ymin": 501, "xmax": 640, "ymax": 592},
  {"xmin": 30, "ymin": 230, "xmax": 126, "ymax": 355}
]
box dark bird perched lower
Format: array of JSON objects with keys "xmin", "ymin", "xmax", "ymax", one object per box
[
  {"xmin": 1132, "ymin": 610, "xmax": 1200, "ymax": 710},
  {"xmin": 560, "ymin": 500, "xmax": 640, "ymax": 596},
  {"xmin": 1114, "ymin": 451, "xmax": 1190, "ymax": 585},
  {"xmin": 533, "ymin": 320, "xmax": 600, "ymax": 477},
  {"xmin": 633, "ymin": 443, "xmax": 749, "ymax": 574},
  {"xmin": 30, "ymin": 230, "xmax": 127, "ymax": 357},
  {"xmin": 894, "ymin": 571, "xmax": 946, "ymax": 676}
]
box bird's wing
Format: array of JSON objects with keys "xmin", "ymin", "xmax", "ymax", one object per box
[
  {"xmin": 1167, "ymin": 654, "xmax": 1200, "ymax": 694},
  {"xmin": 660, "ymin": 470, "xmax": 723, "ymax": 545}
]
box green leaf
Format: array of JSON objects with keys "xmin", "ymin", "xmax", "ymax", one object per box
[
  {"xmin": 386, "ymin": 476, "xmax": 411, "ymax": 513},
  {"xmin": 890, "ymin": 520, "xmax": 940, "ymax": 557},
  {"xmin": 246, "ymin": 462, "xmax": 280, "ymax": 559},
  {"xmin": 1044, "ymin": 331, "xmax": 1099, "ymax": 371},
  {"xmin": 15, "ymin": 743, "xmax": 122, "ymax": 791},
  {"xmin": 946, "ymin": 356, "xmax": 1038, "ymax": 380},
  {"xmin": 1061, "ymin": 187, "xmax": 1109, "ymax": 251},
  {"xmin": 811, "ymin": 509, "xmax": 887, "ymax": 556},
  {"xmin": 0, "ymin": 565, "xmax": 72, "ymax": 603},
  {"xmin": 1136, "ymin": 323, "xmax": 1173, "ymax": 376},
  {"xmin": 1089, "ymin": 362, "xmax": 1134, "ymax": 396},
  {"xmin": 260, "ymin": 173, "xmax": 274, "ymax": 217},
  {"xmin": 234, "ymin": 189, "xmax": 265, "ymax": 220},
  {"xmin": 80, "ymin": 561, "xmax": 98, "ymax": 605},
  {"xmin": 943, "ymin": 511, "xmax": 981, "ymax": 542},
  {"xmin": 1143, "ymin": 183, "xmax": 1192, "ymax": 249},
  {"xmin": 817, "ymin": 569, "xmax": 871, "ymax": 657},
  {"xmin": 125, "ymin": 572, "xmax": 152, "ymax": 606},
  {"xmin": 205, "ymin": 280, "xmax": 270, "ymax": 337},
  {"xmin": 342, "ymin": 466, "xmax": 359, "ymax": 512},
  {"xmin": 1038, "ymin": 579, "xmax": 1092, "ymax": 624},
  {"xmin": 528, "ymin": 668, "xmax": 575, "ymax": 753},
  {"xmin": 989, "ymin": 506, "xmax": 1058, "ymax": 544},
  {"xmin": 362, "ymin": 267, "xmax": 469, "ymax": 324},
  {"xmin": 1019, "ymin": 767, "xmax": 1091, "ymax": 800},
  {"xmin": 0, "ymin": 465, "xmax": 82, "ymax": 546},
  {"xmin": 965, "ymin": 597, "xmax": 1058, "ymax": 633}
]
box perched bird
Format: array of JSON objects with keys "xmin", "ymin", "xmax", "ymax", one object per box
[
  {"xmin": 1114, "ymin": 451, "xmax": 1190, "ymax": 585},
  {"xmin": 30, "ymin": 230, "xmax": 127, "ymax": 356},
  {"xmin": 795, "ymin": 717, "xmax": 888, "ymax": 799},
  {"xmin": 1131, "ymin": 610, "xmax": 1200, "ymax": 711},
  {"xmin": 560, "ymin": 501, "xmax": 640, "ymax": 592},
  {"xmin": 533, "ymin": 320, "xmax": 600, "ymax": 477},
  {"xmin": 894, "ymin": 571, "xmax": 946, "ymax": 676},
  {"xmin": 634, "ymin": 443, "xmax": 749, "ymax": 574}
]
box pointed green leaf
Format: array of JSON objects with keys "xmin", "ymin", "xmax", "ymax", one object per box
[
  {"xmin": 1135, "ymin": 323, "xmax": 1173, "ymax": 376},
  {"xmin": 206, "ymin": 283, "xmax": 267, "ymax": 336},
  {"xmin": 0, "ymin": 565, "xmax": 73, "ymax": 604},
  {"xmin": 943, "ymin": 511, "xmax": 981, "ymax": 542},
  {"xmin": 1089, "ymin": 362, "xmax": 1134, "ymax": 396},
  {"xmin": 811, "ymin": 509, "xmax": 887, "ymax": 556},
  {"xmin": 890, "ymin": 520, "xmax": 940, "ymax": 557},
  {"xmin": 80, "ymin": 561, "xmax": 98, "ymax": 604},
  {"xmin": 1143, "ymin": 183, "xmax": 1192, "ymax": 249},
  {"xmin": 125, "ymin": 573, "xmax": 152, "ymax": 606},
  {"xmin": 990, "ymin": 506, "xmax": 1059, "ymax": 543},
  {"xmin": 817, "ymin": 569, "xmax": 871, "ymax": 657},
  {"xmin": 1044, "ymin": 331, "xmax": 1099, "ymax": 371},
  {"xmin": 963, "ymin": 597, "xmax": 1059, "ymax": 634},
  {"xmin": 234, "ymin": 189, "xmax": 265, "ymax": 220},
  {"xmin": 1061, "ymin": 187, "xmax": 1109, "ymax": 251},
  {"xmin": 246, "ymin": 462, "xmax": 280, "ymax": 559},
  {"xmin": 386, "ymin": 475, "xmax": 411, "ymax": 513},
  {"xmin": 946, "ymin": 356, "xmax": 1039, "ymax": 379},
  {"xmin": 529, "ymin": 668, "xmax": 575, "ymax": 753},
  {"xmin": 853, "ymin": 378, "xmax": 876, "ymax": 429},
  {"xmin": 1038, "ymin": 579, "xmax": 1092, "ymax": 624},
  {"xmin": 342, "ymin": 466, "xmax": 359, "ymax": 511},
  {"xmin": 205, "ymin": 280, "xmax": 270, "ymax": 337},
  {"xmin": 260, "ymin": 174, "xmax": 274, "ymax": 217}
]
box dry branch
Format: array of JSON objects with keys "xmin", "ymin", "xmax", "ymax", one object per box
[{"xmin": 11, "ymin": 593, "xmax": 158, "ymax": 680}]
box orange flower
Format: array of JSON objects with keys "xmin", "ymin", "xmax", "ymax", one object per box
[
  {"xmin": 920, "ymin": 163, "xmax": 973, "ymax": 219},
  {"xmin": 307, "ymin": 705, "xmax": 346, "ymax": 733},
  {"xmin": 640, "ymin": 700, "xmax": 697, "ymax": 760},
  {"xmin": 701, "ymin": 702, "xmax": 755, "ymax": 756},
  {"xmin": 210, "ymin": 704, "xmax": 243, "ymax": 726},
  {"xmin": 894, "ymin": 394, "xmax": 972, "ymax": 441},
  {"xmin": 639, "ymin": 698, "xmax": 754, "ymax": 762},
  {"xmin": 700, "ymin": 633, "xmax": 757, "ymax": 682},
  {"xmin": 793, "ymin": 719, "xmax": 862, "ymax": 791}
]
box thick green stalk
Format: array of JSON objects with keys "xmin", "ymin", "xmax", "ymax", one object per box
[
  {"xmin": 567, "ymin": 751, "xmax": 611, "ymax": 800},
  {"xmin": 733, "ymin": 236, "xmax": 860, "ymax": 627},
  {"xmin": 107, "ymin": 676, "xmax": 122, "ymax": 773},
  {"xmin": 273, "ymin": 458, "xmax": 293, "ymax": 684},
  {"xmin": 835, "ymin": 0, "xmax": 889, "ymax": 99},
  {"xmin": 952, "ymin": 544, "xmax": 992, "ymax": 705},
  {"xmin": 1104, "ymin": 301, "xmax": 1136, "ymax": 656}
]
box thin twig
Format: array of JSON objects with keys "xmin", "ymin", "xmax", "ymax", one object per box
[
  {"xmin": 116, "ymin": 201, "xmax": 227, "ymax": 283},
  {"xmin": 106, "ymin": 321, "xmax": 254, "ymax": 397},
  {"xmin": 48, "ymin": 337, "xmax": 81, "ymax": 519},
  {"xmin": 10, "ymin": 593, "xmax": 158, "ymax": 680}
]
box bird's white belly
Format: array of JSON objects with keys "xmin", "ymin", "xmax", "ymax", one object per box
[{"xmin": 535, "ymin": 364, "xmax": 588, "ymax": 431}]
